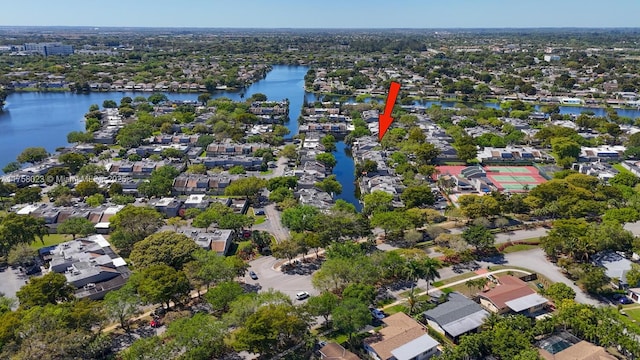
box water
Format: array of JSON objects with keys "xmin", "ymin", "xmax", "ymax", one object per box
[
  {"xmin": 5, "ymin": 66, "xmax": 640, "ymax": 211},
  {"xmin": 333, "ymin": 141, "xmax": 362, "ymax": 211}
]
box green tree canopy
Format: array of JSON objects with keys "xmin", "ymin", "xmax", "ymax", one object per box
[{"xmin": 129, "ymin": 231, "xmax": 200, "ymax": 270}]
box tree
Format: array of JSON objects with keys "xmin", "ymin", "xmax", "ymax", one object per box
[
  {"xmin": 57, "ymin": 217, "xmax": 96, "ymax": 239},
  {"xmin": 580, "ymin": 265, "xmax": 609, "ymax": 293},
  {"xmin": 109, "ymin": 205, "xmax": 164, "ymax": 256},
  {"xmin": 272, "ymin": 237, "xmax": 303, "ymax": 263},
  {"xmin": 462, "ymin": 225, "xmax": 495, "ymax": 251},
  {"xmin": 58, "ymin": 153, "xmax": 88, "ymax": 174},
  {"xmin": 138, "ymin": 165, "xmax": 180, "ymax": 198},
  {"xmin": 233, "ymin": 303, "xmax": 309, "ymax": 355},
  {"xmin": 184, "ymin": 249, "xmax": 236, "ymax": 291},
  {"xmin": 281, "ymin": 205, "xmax": 320, "ymax": 232},
  {"xmin": 66, "ymin": 131, "xmax": 93, "ymax": 144},
  {"xmin": 13, "ymin": 186, "xmax": 42, "ymax": 204},
  {"xmin": 7, "ymin": 243, "xmax": 38, "ymax": 267},
  {"xmin": 371, "ymin": 211, "xmax": 411, "ymax": 238},
  {"xmin": 224, "ymin": 177, "xmax": 267, "ymax": 202},
  {"xmin": 544, "ymin": 283, "xmax": 576, "ymax": 303},
  {"xmin": 16, "ymin": 272, "xmax": 75, "ymax": 309},
  {"xmin": 267, "ymin": 176, "xmax": 298, "ymax": 191},
  {"xmin": 315, "ymin": 153, "xmax": 337, "ymax": 168},
  {"xmin": 165, "ymin": 313, "xmax": 227, "ymax": 359},
  {"xmin": 551, "ymin": 137, "xmax": 581, "ymax": 168},
  {"xmin": 414, "ymin": 142, "xmax": 441, "ymax": 165},
  {"xmin": 401, "ymin": 185, "xmax": 435, "ymax": 208},
  {"xmin": 121, "ymin": 336, "xmax": 170, "ymax": 360},
  {"xmin": 363, "ymin": 190, "xmax": 394, "ymax": 215},
  {"xmin": 75, "ymin": 180, "xmax": 100, "ymax": 197},
  {"xmin": 78, "ymin": 164, "xmax": 108, "ymax": 177},
  {"xmin": 306, "ymin": 292, "xmax": 339, "ymax": 326},
  {"xmin": 129, "ymin": 231, "xmax": 200, "ymax": 270},
  {"xmin": 279, "ymin": 144, "xmax": 298, "ymax": 159},
  {"xmin": 130, "ymin": 264, "xmax": 191, "ymax": 308},
  {"xmin": 343, "ymin": 283, "xmax": 376, "ymax": 305},
  {"xmin": 17, "ymin": 147, "xmax": 48, "ymax": 164},
  {"xmin": 315, "ymin": 174, "xmax": 342, "ymax": 195},
  {"xmin": 205, "ymin": 281, "xmax": 244, "ymax": 313},
  {"xmin": 102, "ymin": 283, "xmax": 140, "ymax": 333},
  {"xmin": 458, "ymin": 194, "xmax": 500, "ymax": 219},
  {"xmin": 0, "ymin": 214, "xmax": 47, "ymax": 256},
  {"xmin": 331, "ymin": 299, "xmax": 371, "ymax": 343},
  {"xmin": 3, "ymin": 161, "xmax": 21, "ymax": 173},
  {"xmin": 321, "ymin": 134, "xmax": 337, "ymax": 152},
  {"xmin": 148, "ymin": 93, "xmax": 168, "ymax": 105},
  {"xmin": 626, "ymin": 263, "xmax": 640, "ymax": 288}
]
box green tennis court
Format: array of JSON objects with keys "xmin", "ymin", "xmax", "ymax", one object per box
[
  {"xmin": 502, "ymin": 184, "xmax": 535, "ymax": 190},
  {"xmin": 492, "ymin": 175, "xmax": 537, "ymax": 182}
]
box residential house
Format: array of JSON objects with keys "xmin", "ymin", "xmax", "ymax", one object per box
[
  {"xmin": 319, "ymin": 342, "xmax": 361, "ymax": 360},
  {"xmin": 592, "ymin": 252, "xmax": 634, "ymax": 289},
  {"xmin": 537, "ymin": 333, "xmax": 615, "ymax": 360},
  {"xmin": 151, "ymin": 197, "xmax": 183, "ymax": 218},
  {"xmin": 179, "ymin": 228, "xmax": 234, "ymax": 256},
  {"xmin": 422, "ymin": 292, "xmax": 490, "ymax": 342},
  {"xmin": 48, "ymin": 234, "xmax": 130, "ymax": 300},
  {"xmin": 477, "ymin": 275, "xmax": 548, "ymax": 316},
  {"xmin": 364, "ymin": 312, "xmax": 440, "ymax": 360}
]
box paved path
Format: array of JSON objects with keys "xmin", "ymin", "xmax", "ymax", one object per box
[{"xmin": 252, "ymin": 204, "xmax": 289, "ymax": 242}]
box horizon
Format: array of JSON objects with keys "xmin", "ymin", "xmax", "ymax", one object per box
[{"xmin": 2, "ymin": 0, "xmax": 640, "ymax": 28}]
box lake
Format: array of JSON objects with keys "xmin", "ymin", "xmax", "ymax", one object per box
[
  {"xmin": 0, "ymin": 65, "xmax": 362, "ymax": 208},
  {"xmin": 4, "ymin": 65, "xmax": 640, "ymax": 211}
]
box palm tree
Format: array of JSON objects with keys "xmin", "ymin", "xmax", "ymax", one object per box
[{"xmin": 421, "ymin": 257, "xmax": 441, "ymax": 294}]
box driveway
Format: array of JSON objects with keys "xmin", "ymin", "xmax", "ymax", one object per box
[
  {"xmin": 247, "ymin": 255, "xmax": 317, "ymax": 302},
  {"xmin": 495, "ymin": 248, "xmax": 601, "ymax": 306},
  {"xmin": 251, "ymin": 204, "xmax": 290, "ymax": 242}
]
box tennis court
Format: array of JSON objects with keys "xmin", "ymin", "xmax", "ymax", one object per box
[{"xmin": 485, "ymin": 166, "xmax": 547, "ymax": 192}]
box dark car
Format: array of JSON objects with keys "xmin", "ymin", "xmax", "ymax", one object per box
[
  {"xmin": 620, "ymin": 297, "xmax": 633, "ymax": 305},
  {"xmin": 249, "ymin": 271, "xmax": 258, "ymax": 280}
]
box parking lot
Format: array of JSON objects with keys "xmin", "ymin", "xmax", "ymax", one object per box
[
  {"xmin": 0, "ymin": 266, "xmax": 32, "ymax": 308},
  {"xmin": 247, "ymin": 255, "xmax": 318, "ymax": 302}
]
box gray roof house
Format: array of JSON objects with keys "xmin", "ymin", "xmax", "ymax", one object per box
[
  {"xmin": 48, "ymin": 234, "xmax": 129, "ymax": 299},
  {"xmin": 422, "ymin": 292, "xmax": 489, "ymax": 342}
]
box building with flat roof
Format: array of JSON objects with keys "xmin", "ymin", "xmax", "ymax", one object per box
[{"xmin": 24, "ymin": 42, "xmax": 74, "ymax": 56}]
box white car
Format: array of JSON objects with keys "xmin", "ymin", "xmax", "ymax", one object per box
[{"xmin": 295, "ymin": 291, "xmax": 310, "ymax": 300}]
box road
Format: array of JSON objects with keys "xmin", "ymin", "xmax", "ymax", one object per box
[
  {"xmin": 500, "ymin": 248, "xmax": 601, "ymax": 305},
  {"xmin": 251, "ymin": 203, "xmax": 290, "ymax": 242}
]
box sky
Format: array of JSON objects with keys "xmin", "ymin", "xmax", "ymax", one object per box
[{"xmin": 2, "ymin": 0, "xmax": 639, "ymax": 28}]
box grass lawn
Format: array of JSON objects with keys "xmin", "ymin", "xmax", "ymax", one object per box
[
  {"xmin": 613, "ymin": 163, "xmax": 633, "ymax": 175},
  {"xmin": 249, "ymin": 207, "xmax": 266, "ymax": 225},
  {"xmin": 260, "ymin": 169, "xmax": 273, "ymax": 175},
  {"xmin": 30, "ymin": 234, "xmax": 72, "ymax": 250},
  {"xmin": 622, "ymin": 307, "xmax": 640, "ymax": 323},
  {"xmin": 501, "ymin": 244, "xmax": 539, "ymax": 254},
  {"xmin": 384, "ymin": 304, "xmax": 406, "ymax": 315}
]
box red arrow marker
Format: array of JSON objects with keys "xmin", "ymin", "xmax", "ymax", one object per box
[{"xmin": 379, "ymin": 81, "xmax": 401, "ymax": 141}]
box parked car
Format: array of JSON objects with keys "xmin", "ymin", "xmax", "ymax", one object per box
[
  {"xmin": 296, "ymin": 291, "xmax": 310, "ymax": 300},
  {"xmin": 249, "ymin": 270, "xmax": 258, "ymax": 280},
  {"xmin": 371, "ymin": 309, "xmax": 386, "ymax": 320},
  {"xmin": 152, "ymin": 306, "xmax": 166, "ymax": 317},
  {"xmin": 620, "ymin": 297, "xmax": 633, "ymax": 305}
]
